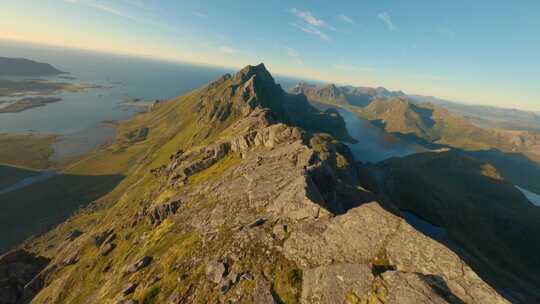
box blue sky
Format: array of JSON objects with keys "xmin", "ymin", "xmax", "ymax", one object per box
[{"xmin": 2, "ymin": 0, "xmax": 540, "ymax": 111}]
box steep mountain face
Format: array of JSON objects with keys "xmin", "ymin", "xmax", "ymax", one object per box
[
  {"xmin": 355, "ymin": 97, "xmax": 515, "ymax": 151},
  {"xmin": 1, "ymin": 65, "xmax": 510, "ymax": 303},
  {"xmin": 362, "ymin": 151, "xmax": 540, "ymax": 302},
  {"xmin": 290, "ymin": 83, "xmax": 405, "ymax": 107},
  {"xmin": 0, "ymin": 57, "xmax": 64, "ymax": 77}
]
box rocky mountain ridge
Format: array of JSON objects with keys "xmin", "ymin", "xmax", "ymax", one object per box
[{"xmin": 1, "ymin": 64, "xmax": 513, "ymax": 303}]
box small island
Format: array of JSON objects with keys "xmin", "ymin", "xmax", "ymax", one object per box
[
  {"xmin": 0, "ymin": 79, "xmax": 104, "ymax": 97},
  {"xmin": 0, "ymin": 97, "xmax": 62, "ymax": 113},
  {"xmin": 0, "ymin": 57, "xmax": 64, "ymax": 77}
]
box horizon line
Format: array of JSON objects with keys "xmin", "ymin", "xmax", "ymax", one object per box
[{"xmin": 1, "ymin": 37, "xmax": 538, "ymax": 113}]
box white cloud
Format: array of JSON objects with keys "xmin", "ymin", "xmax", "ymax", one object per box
[
  {"xmin": 290, "ymin": 8, "xmax": 334, "ymax": 30},
  {"xmin": 64, "ymin": 0, "xmax": 138, "ymax": 21},
  {"xmin": 378, "ymin": 12, "xmax": 397, "ymax": 31},
  {"xmin": 193, "ymin": 11, "xmax": 208, "ymax": 18},
  {"xmin": 118, "ymin": 0, "xmax": 155, "ymax": 11},
  {"xmin": 333, "ymin": 63, "xmax": 374, "ymax": 72},
  {"xmin": 338, "ymin": 14, "xmax": 355, "ymax": 24},
  {"xmin": 285, "ymin": 47, "xmax": 303, "ymax": 65},
  {"xmin": 289, "ymin": 8, "xmax": 334, "ymax": 41},
  {"xmin": 291, "ymin": 23, "xmax": 330, "ymax": 41},
  {"xmin": 219, "ymin": 46, "xmax": 235, "ymax": 54}
]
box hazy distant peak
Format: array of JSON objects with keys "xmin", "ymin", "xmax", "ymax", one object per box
[{"xmin": 0, "ymin": 57, "xmax": 64, "ymax": 77}]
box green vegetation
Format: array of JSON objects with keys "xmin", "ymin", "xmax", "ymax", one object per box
[
  {"xmin": 141, "ymin": 286, "xmax": 160, "ymax": 304},
  {"xmin": 0, "ymin": 133, "xmax": 57, "ymax": 169},
  {"xmin": 0, "ymin": 97, "xmax": 62, "ymax": 113},
  {"xmin": 271, "ymin": 261, "xmax": 303, "ymax": 304}
]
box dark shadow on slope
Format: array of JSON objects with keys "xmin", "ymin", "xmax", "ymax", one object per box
[
  {"xmin": 344, "ymin": 93, "xmax": 372, "ymax": 107},
  {"xmin": 364, "ymin": 150, "xmax": 540, "ymax": 303},
  {"xmin": 418, "ymin": 274, "xmax": 466, "ymax": 304},
  {"xmin": 0, "ymin": 173, "xmax": 124, "ymax": 253},
  {"xmin": 284, "ymin": 93, "xmax": 355, "ymax": 143},
  {"xmin": 413, "ymin": 104, "xmax": 436, "ymax": 129},
  {"xmin": 0, "ymin": 165, "xmax": 40, "ymax": 189},
  {"xmin": 391, "ymin": 132, "xmax": 449, "ymax": 150},
  {"xmin": 464, "ymin": 149, "xmax": 540, "ymax": 194}
]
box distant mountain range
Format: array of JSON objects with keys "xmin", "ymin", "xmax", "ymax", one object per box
[
  {"xmin": 0, "ymin": 57, "xmax": 64, "ymax": 77},
  {"xmin": 407, "ymin": 94, "xmax": 540, "ymax": 131},
  {"xmin": 290, "ymin": 82, "xmax": 405, "ymax": 107},
  {"xmin": 292, "ymin": 82, "xmax": 540, "ymax": 194},
  {"xmin": 292, "ymin": 82, "xmax": 540, "ymax": 132}
]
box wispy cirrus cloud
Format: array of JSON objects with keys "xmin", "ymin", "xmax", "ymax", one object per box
[
  {"xmin": 118, "ymin": 0, "xmax": 156, "ymax": 11},
  {"xmin": 378, "ymin": 12, "xmax": 397, "ymax": 31},
  {"xmin": 193, "ymin": 11, "xmax": 208, "ymax": 18},
  {"xmin": 290, "ymin": 8, "xmax": 334, "ymax": 30},
  {"xmin": 64, "ymin": 0, "xmax": 139, "ymax": 21},
  {"xmin": 291, "ymin": 23, "xmax": 330, "ymax": 41},
  {"xmin": 338, "ymin": 14, "xmax": 355, "ymax": 24},
  {"xmin": 284, "ymin": 47, "xmax": 303, "ymax": 65},
  {"xmin": 219, "ymin": 46, "xmax": 236, "ymax": 54},
  {"xmin": 289, "ymin": 8, "xmax": 334, "ymax": 41}
]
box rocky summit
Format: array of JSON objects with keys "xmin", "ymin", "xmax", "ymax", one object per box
[{"xmin": 0, "ymin": 64, "xmax": 514, "ymax": 303}]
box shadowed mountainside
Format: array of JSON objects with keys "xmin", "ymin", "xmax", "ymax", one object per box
[
  {"xmin": 361, "ymin": 150, "xmax": 540, "ymax": 302},
  {"xmin": 0, "ymin": 172, "xmax": 124, "ymax": 252}
]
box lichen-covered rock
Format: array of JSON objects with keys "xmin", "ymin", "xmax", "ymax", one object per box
[
  {"xmin": 122, "ymin": 282, "xmax": 138, "ymax": 295},
  {"xmin": 301, "ymin": 263, "xmax": 373, "ymax": 304},
  {"xmin": 92, "ymin": 228, "xmax": 114, "ymax": 246},
  {"xmin": 146, "ymin": 198, "xmax": 181, "ymax": 226},
  {"xmin": 65, "ymin": 229, "xmax": 83, "ymax": 241},
  {"xmin": 284, "ymin": 202, "xmax": 509, "ymax": 304},
  {"xmin": 382, "ymin": 271, "xmax": 465, "ymax": 304},
  {"xmin": 206, "ymin": 260, "xmax": 227, "ymax": 284},
  {"xmin": 125, "ymin": 256, "xmax": 152, "ymax": 274}
]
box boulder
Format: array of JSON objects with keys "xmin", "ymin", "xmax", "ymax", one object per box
[
  {"xmin": 92, "ymin": 229, "xmax": 114, "ymax": 246},
  {"xmin": 125, "ymin": 256, "xmax": 152, "ymax": 274},
  {"xmin": 66, "ymin": 229, "xmax": 83, "ymax": 241},
  {"xmin": 206, "ymin": 260, "xmax": 227, "ymax": 284},
  {"xmin": 147, "ymin": 198, "xmax": 181, "ymax": 226},
  {"xmin": 99, "ymin": 243, "xmax": 116, "ymax": 257},
  {"xmin": 122, "ymin": 283, "xmax": 138, "ymax": 295}
]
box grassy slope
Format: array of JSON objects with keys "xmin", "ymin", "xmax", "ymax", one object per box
[
  {"xmin": 0, "ymin": 81, "xmax": 239, "ymax": 252},
  {"xmin": 21, "ymin": 71, "xmax": 313, "ymax": 303},
  {"xmin": 0, "ymin": 133, "xmax": 57, "ymax": 169}
]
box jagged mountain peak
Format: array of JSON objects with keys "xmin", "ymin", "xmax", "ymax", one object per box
[{"xmin": 233, "ymin": 63, "xmax": 275, "ymax": 85}]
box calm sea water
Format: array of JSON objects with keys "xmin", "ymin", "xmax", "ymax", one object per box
[{"xmin": 0, "ymin": 40, "xmax": 301, "ymax": 159}]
